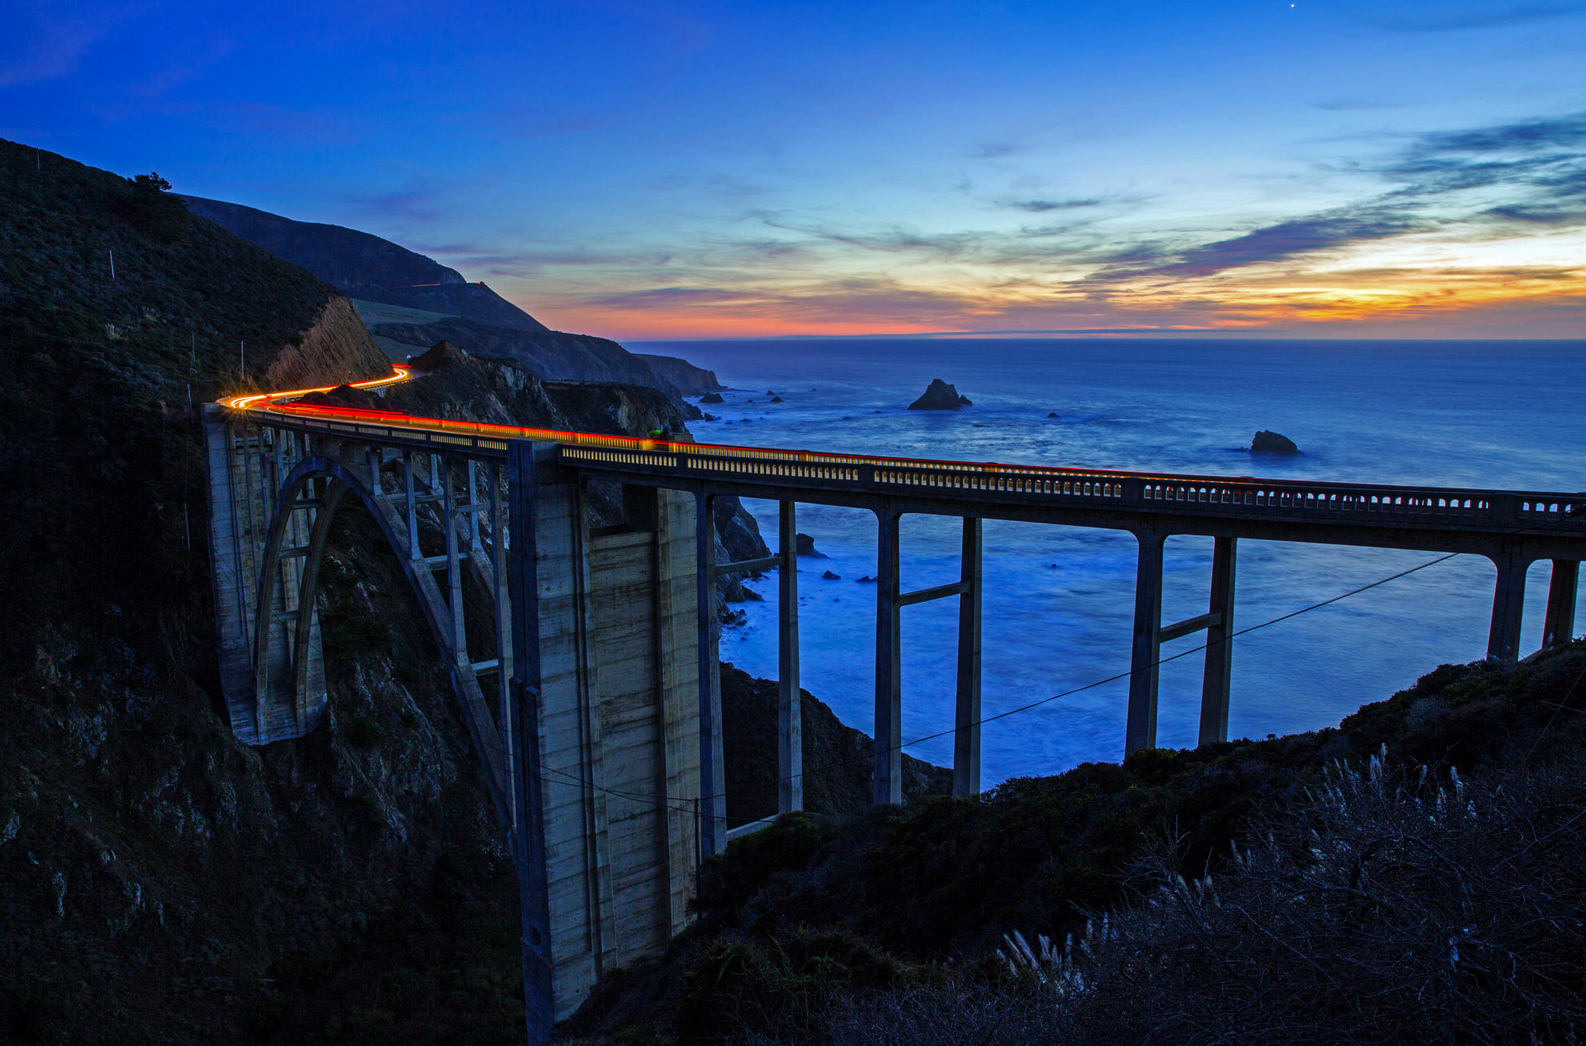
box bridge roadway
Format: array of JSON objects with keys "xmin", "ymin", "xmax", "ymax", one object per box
[{"xmin": 213, "ymin": 366, "xmax": 1585, "ymax": 1041}]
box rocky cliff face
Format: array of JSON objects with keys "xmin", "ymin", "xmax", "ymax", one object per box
[
  {"xmin": 637, "ymin": 353, "xmax": 724, "ymax": 395},
  {"xmin": 374, "ymin": 317, "xmax": 684, "ymax": 404},
  {"xmin": 264, "ymin": 295, "xmax": 390, "ymax": 391}
]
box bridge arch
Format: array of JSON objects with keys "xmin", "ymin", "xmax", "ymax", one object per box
[{"xmin": 249, "ymin": 455, "xmax": 407, "ymax": 742}]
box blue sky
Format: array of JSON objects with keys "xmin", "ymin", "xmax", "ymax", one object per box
[{"xmin": 5, "ymin": 0, "xmax": 1585, "ymax": 338}]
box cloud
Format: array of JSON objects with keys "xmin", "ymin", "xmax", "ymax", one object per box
[
  {"xmin": 1000, "ymin": 197, "xmax": 1107, "ymax": 213},
  {"xmin": 0, "ymin": 8, "xmax": 124, "ymax": 89},
  {"xmin": 1106, "ymin": 209, "xmax": 1426, "ymax": 280},
  {"xmin": 1353, "ymin": 2, "xmax": 1585, "ymax": 31},
  {"xmin": 1084, "ymin": 110, "xmax": 1586, "ymax": 283}
]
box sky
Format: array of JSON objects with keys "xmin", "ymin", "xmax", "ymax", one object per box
[{"xmin": 3, "ymin": 0, "xmax": 1585, "ymax": 340}]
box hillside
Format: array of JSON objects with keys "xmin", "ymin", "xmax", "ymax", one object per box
[
  {"xmin": 561, "ymin": 641, "xmax": 1586, "ymax": 1044},
  {"xmin": 181, "ymin": 195, "xmax": 549, "ymax": 333},
  {"xmin": 0, "ymin": 139, "xmax": 801, "ymax": 1045},
  {"xmin": 181, "ymin": 195, "xmax": 690, "ymax": 399}
]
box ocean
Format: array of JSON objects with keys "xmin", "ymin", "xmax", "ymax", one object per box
[{"xmin": 629, "ymin": 338, "xmax": 1586, "ymax": 786}]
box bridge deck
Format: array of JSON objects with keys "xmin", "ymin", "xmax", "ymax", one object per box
[{"xmin": 230, "ymin": 398, "xmax": 1586, "ymax": 557}]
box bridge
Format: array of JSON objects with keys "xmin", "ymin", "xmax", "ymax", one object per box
[{"xmin": 204, "ymin": 366, "xmax": 1584, "ymax": 1042}]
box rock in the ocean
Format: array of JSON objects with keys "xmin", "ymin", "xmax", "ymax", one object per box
[
  {"xmin": 770, "ymin": 395, "xmax": 783, "ymax": 403},
  {"xmin": 821, "ymin": 569, "xmax": 841, "ymax": 580},
  {"xmin": 700, "ymin": 391, "xmax": 724, "ymax": 404},
  {"xmin": 1047, "ymin": 412, "xmax": 1058, "ymax": 418},
  {"xmin": 796, "ymin": 533, "xmax": 827, "ymax": 558},
  {"xmin": 1250, "ymin": 430, "xmax": 1301, "ymax": 455},
  {"xmin": 857, "ymin": 575, "xmax": 876, "ymax": 583},
  {"xmin": 908, "ymin": 378, "xmax": 971, "ymax": 410}
]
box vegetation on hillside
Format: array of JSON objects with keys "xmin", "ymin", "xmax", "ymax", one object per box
[
  {"xmin": 563, "ymin": 641, "xmax": 1586, "ymax": 1044},
  {"xmin": 0, "ymin": 141, "xmax": 518, "ymax": 1044}
]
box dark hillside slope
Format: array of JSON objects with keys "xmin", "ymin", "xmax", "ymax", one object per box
[
  {"xmin": 0, "ymin": 141, "xmax": 526, "ymax": 1044},
  {"xmin": 0, "ymin": 138, "xmax": 389, "ymax": 662},
  {"xmin": 181, "ymin": 195, "xmax": 549, "ymax": 333},
  {"xmin": 561, "ymin": 641, "xmax": 1586, "ymax": 1044},
  {"xmin": 180, "ymin": 196, "xmax": 696, "ymax": 400}
]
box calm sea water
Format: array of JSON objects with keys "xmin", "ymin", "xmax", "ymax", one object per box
[{"xmin": 631, "ymin": 339, "xmax": 1586, "ymax": 785}]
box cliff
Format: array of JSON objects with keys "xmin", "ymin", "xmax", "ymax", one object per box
[
  {"xmin": 374, "ymin": 316, "xmax": 684, "ymax": 401},
  {"xmin": 177, "ymin": 195, "xmax": 711, "ymax": 407},
  {"xmin": 637, "ymin": 353, "xmax": 724, "ymax": 395}
]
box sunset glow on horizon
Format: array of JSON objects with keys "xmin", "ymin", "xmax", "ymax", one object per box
[{"xmin": 5, "ymin": 1, "xmax": 1584, "ymax": 341}]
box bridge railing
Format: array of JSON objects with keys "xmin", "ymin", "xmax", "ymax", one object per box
[{"xmin": 234, "ymin": 401, "xmax": 1584, "ymax": 534}]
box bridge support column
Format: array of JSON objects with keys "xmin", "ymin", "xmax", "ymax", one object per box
[
  {"xmin": 695, "ymin": 493, "xmax": 726, "ymax": 854},
  {"xmin": 403, "ymin": 451, "xmax": 420, "ymax": 561},
  {"xmin": 489, "ymin": 462, "xmax": 516, "ymax": 829},
  {"xmin": 442, "ymin": 458, "xmax": 468, "ymax": 665},
  {"xmin": 1487, "ymin": 546, "xmax": 1532, "ymax": 665},
  {"xmin": 1198, "ymin": 536, "xmax": 1238, "ymax": 746},
  {"xmin": 778, "ymin": 501, "xmax": 802, "ymax": 813},
  {"xmin": 1543, "ymin": 560, "xmax": 1579, "ymax": 650},
  {"xmin": 1126, "ymin": 528, "xmax": 1166, "ymax": 755},
  {"xmin": 874, "ymin": 506, "xmax": 903, "ymax": 805},
  {"xmin": 954, "ymin": 517, "xmax": 982, "ymax": 798},
  {"xmin": 506, "ymin": 442, "xmax": 558, "ymax": 1044}
]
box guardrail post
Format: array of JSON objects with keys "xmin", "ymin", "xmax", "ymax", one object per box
[
  {"xmin": 1543, "ymin": 559, "xmax": 1579, "ymax": 650},
  {"xmin": 953, "ymin": 517, "xmax": 982, "ymax": 798},
  {"xmin": 874, "ymin": 505, "xmax": 903, "ymax": 805},
  {"xmin": 1197, "ymin": 536, "xmax": 1238, "ymax": 746},
  {"xmin": 778, "ymin": 500, "xmax": 802, "ymax": 814},
  {"xmin": 1126, "ymin": 528, "xmax": 1166, "ymax": 754}
]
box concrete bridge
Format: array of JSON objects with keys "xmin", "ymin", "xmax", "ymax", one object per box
[{"xmin": 204, "ymin": 368, "xmax": 1585, "ymax": 1041}]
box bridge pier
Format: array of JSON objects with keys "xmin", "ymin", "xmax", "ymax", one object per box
[
  {"xmin": 871, "ymin": 512, "xmax": 985, "ymax": 804},
  {"xmin": 1487, "ymin": 545, "xmax": 1533, "ymax": 665},
  {"xmin": 778, "ymin": 501, "xmax": 802, "ymax": 813},
  {"xmin": 1198, "ymin": 536, "xmax": 1238, "ymax": 746},
  {"xmin": 1544, "ymin": 559, "xmax": 1580, "ymax": 650},
  {"xmin": 954, "ymin": 517, "xmax": 983, "ymax": 798},
  {"xmin": 874, "ymin": 507, "xmax": 903, "ymax": 805},
  {"xmin": 696, "ymin": 493, "xmax": 727, "ymax": 855},
  {"xmin": 1126, "ymin": 529, "xmax": 1166, "ymax": 754},
  {"xmin": 1128, "ymin": 532, "xmax": 1240, "ymax": 754}
]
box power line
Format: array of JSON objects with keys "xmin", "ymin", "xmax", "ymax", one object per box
[{"xmin": 537, "ymin": 505, "xmax": 1582, "ymax": 813}]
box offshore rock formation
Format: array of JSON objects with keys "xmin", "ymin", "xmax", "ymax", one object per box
[
  {"xmin": 1251, "ymin": 430, "xmax": 1301, "ymax": 454},
  {"xmin": 909, "ymin": 378, "xmax": 972, "ymax": 410},
  {"xmin": 796, "ymin": 533, "xmax": 827, "ymax": 558}
]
